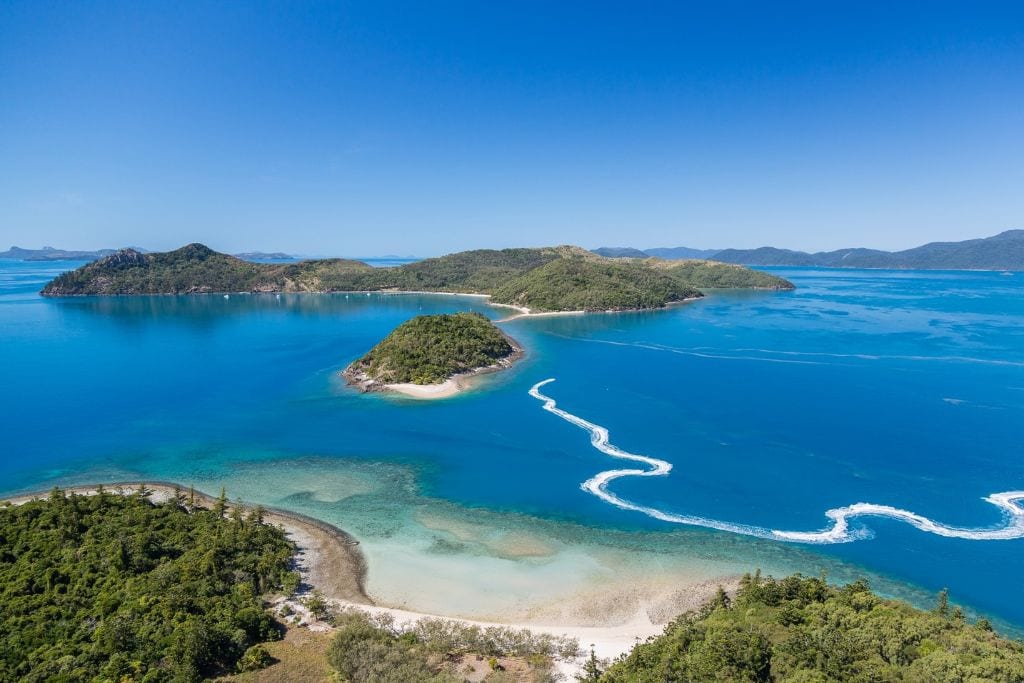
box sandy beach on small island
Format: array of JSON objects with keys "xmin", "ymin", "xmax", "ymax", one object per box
[
  {"xmin": 345, "ymin": 352, "xmax": 522, "ymax": 400},
  {"xmin": 343, "ymin": 324, "xmax": 525, "ymax": 400},
  {"xmin": 342, "ymin": 293, "xmax": 704, "ymax": 399},
  {"xmin": 1, "ymin": 481, "xmax": 737, "ymax": 670},
  {"xmin": 386, "ymin": 377, "xmax": 465, "ymax": 399}
]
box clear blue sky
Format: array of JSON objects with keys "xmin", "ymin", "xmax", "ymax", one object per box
[{"xmin": 1, "ymin": 2, "xmax": 1022, "ymax": 256}]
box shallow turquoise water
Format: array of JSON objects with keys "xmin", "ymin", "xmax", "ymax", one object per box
[{"xmin": 1, "ymin": 260, "xmax": 1022, "ymax": 627}]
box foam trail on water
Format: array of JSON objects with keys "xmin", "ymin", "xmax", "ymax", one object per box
[
  {"xmin": 550, "ymin": 334, "xmax": 1024, "ymax": 368},
  {"xmin": 529, "ymin": 379, "xmax": 1024, "ymax": 544}
]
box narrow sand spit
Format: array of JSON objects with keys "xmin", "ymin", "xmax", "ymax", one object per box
[{"xmin": 368, "ymin": 289, "xmax": 701, "ymax": 321}]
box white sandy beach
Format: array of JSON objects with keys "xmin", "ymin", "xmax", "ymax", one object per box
[
  {"xmin": 300, "ymin": 571, "xmax": 737, "ymax": 677},
  {"xmin": 344, "ymin": 315, "xmax": 525, "ymax": 399},
  {"xmin": 385, "ymin": 378, "xmax": 464, "ymax": 399},
  {"xmin": 3, "ymin": 481, "xmax": 735, "ymax": 675}
]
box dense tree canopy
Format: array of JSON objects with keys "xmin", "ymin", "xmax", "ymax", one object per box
[
  {"xmin": 601, "ymin": 572, "xmax": 1024, "ymax": 682},
  {"xmin": 347, "ymin": 312, "xmax": 518, "ymax": 385},
  {"xmin": 0, "ymin": 487, "xmax": 297, "ymax": 682},
  {"xmin": 490, "ymin": 257, "xmax": 702, "ymax": 311}
]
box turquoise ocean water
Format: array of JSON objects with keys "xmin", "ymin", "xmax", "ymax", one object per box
[{"xmin": 1, "ymin": 260, "xmax": 1022, "ymax": 628}]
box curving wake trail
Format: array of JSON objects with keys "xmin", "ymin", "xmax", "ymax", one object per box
[{"xmin": 529, "ymin": 378, "xmax": 1024, "ymax": 544}]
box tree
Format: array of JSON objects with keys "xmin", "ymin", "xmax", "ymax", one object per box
[
  {"xmin": 602, "ymin": 574, "xmax": 1024, "ymax": 683},
  {"xmin": 248, "ymin": 505, "xmax": 266, "ymax": 524},
  {"xmin": 214, "ymin": 486, "xmax": 228, "ymax": 518},
  {"xmin": 237, "ymin": 644, "xmax": 274, "ymax": 672},
  {"xmin": 936, "ymin": 588, "xmax": 950, "ymax": 618},
  {"xmin": 231, "ymin": 498, "xmax": 244, "ymax": 525},
  {"xmin": 0, "ymin": 487, "xmax": 294, "ymax": 682},
  {"xmin": 303, "ymin": 590, "xmax": 332, "ymax": 621},
  {"xmin": 714, "ymin": 585, "xmax": 732, "ymax": 610},
  {"xmin": 577, "ymin": 645, "xmax": 602, "ymax": 682}
]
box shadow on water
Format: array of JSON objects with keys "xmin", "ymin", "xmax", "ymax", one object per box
[{"xmin": 51, "ymin": 292, "xmax": 502, "ymax": 330}]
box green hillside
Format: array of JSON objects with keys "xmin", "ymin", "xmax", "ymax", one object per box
[
  {"xmin": 0, "ymin": 487, "xmax": 296, "ymax": 683},
  {"xmin": 41, "ymin": 242, "xmax": 795, "ymax": 311},
  {"xmin": 600, "ymin": 572, "xmax": 1024, "ymax": 682},
  {"xmin": 491, "ymin": 257, "xmax": 703, "ymax": 311},
  {"xmin": 40, "ymin": 244, "xmax": 373, "ymax": 296},
  {"xmin": 345, "ymin": 312, "xmax": 519, "ymax": 385},
  {"xmin": 381, "ymin": 246, "xmax": 570, "ymax": 292},
  {"xmin": 658, "ymin": 259, "xmax": 795, "ymax": 290}
]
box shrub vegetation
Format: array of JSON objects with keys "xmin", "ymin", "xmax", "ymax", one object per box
[
  {"xmin": 601, "ymin": 571, "xmax": 1024, "ymax": 682},
  {"xmin": 323, "ymin": 607, "xmax": 578, "ymax": 683}
]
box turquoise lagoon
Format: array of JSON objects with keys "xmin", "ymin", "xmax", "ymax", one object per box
[{"xmin": 1, "ymin": 260, "xmax": 1023, "ymax": 628}]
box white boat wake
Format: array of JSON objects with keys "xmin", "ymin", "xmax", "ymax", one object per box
[{"xmin": 529, "ymin": 378, "xmax": 1024, "ymax": 544}]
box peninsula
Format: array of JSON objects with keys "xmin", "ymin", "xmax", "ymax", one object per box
[
  {"xmin": 343, "ymin": 312, "xmax": 522, "ymax": 399},
  {"xmin": 4, "ymin": 486, "xmax": 1023, "ymax": 682},
  {"xmin": 39, "ymin": 242, "xmax": 793, "ymax": 311}
]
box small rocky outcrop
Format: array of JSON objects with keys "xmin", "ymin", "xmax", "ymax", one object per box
[{"xmin": 96, "ymin": 248, "xmax": 148, "ymax": 269}]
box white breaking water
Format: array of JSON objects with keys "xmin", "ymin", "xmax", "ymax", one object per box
[{"xmin": 529, "ymin": 378, "xmax": 1024, "ymax": 544}]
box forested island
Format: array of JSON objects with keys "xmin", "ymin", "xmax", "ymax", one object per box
[
  {"xmin": 343, "ymin": 312, "xmax": 521, "ymax": 397},
  {"xmin": 40, "ymin": 242, "xmax": 793, "ymax": 311}
]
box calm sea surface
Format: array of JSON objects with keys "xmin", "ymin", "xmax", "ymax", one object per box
[{"xmin": 2, "ymin": 260, "xmax": 1022, "ymax": 628}]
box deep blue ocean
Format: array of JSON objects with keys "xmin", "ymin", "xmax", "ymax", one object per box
[{"xmin": 2, "ymin": 260, "xmax": 1022, "ymax": 628}]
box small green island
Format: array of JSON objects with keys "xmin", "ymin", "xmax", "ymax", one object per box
[
  {"xmin": 39, "ymin": 243, "xmax": 794, "ymax": 312},
  {"xmin": 343, "ymin": 312, "xmax": 522, "ymax": 399}
]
